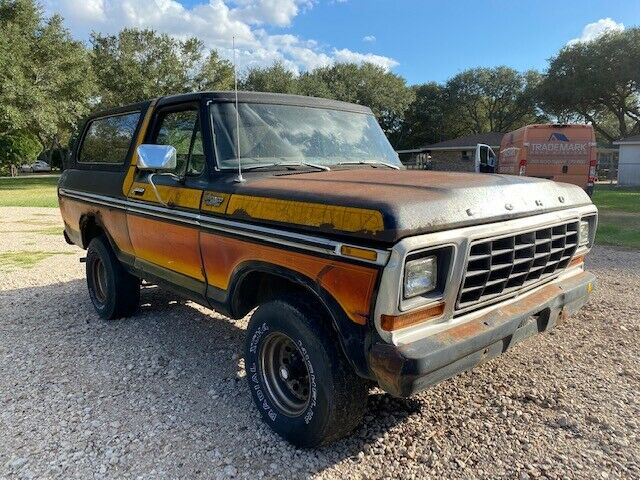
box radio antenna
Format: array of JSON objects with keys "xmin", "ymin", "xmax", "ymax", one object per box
[{"xmin": 232, "ymin": 36, "xmax": 245, "ymax": 183}]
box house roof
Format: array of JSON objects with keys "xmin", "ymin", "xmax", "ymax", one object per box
[
  {"xmin": 613, "ymin": 134, "xmax": 640, "ymax": 145},
  {"xmin": 425, "ymin": 132, "xmax": 505, "ymax": 150}
]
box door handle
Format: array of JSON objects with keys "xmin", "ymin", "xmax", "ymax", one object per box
[{"xmin": 133, "ymin": 187, "xmax": 145, "ymax": 195}]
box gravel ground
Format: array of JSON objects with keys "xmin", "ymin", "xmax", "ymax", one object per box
[{"xmin": 1, "ymin": 207, "xmax": 639, "ymax": 479}]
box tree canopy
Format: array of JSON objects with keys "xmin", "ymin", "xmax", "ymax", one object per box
[
  {"xmin": 240, "ymin": 61, "xmax": 297, "ymax": 94},
  {"xmin": 0, "ymin": 0, "xmax": 94, "ymax": 169},
  {"xmin": 446, "ymin": 67, "xmax": 544, "ymax": 134},
  {"xmin": 538, "ymin": 28, "xmax": 640, "ymax": 142},
  {"xmin": 91, "ymin": 29, "xmax": 234, "ymax": 108}
]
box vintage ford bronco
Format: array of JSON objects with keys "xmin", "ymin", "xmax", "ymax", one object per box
[{"xmin": 58, "ymin": 92, "xmax": 597, "ymax": 447}]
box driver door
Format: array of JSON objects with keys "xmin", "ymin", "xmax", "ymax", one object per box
[{"xmin": 126, "ymin": 103, "xmax": 207, "ymax": 295}]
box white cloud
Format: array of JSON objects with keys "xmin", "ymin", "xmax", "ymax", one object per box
[
  {"xmin": 567, "ymin": 18, "xmax": 625, "ymax": 45},
  {"xmin": 44, "ymin": 0, "xmax": 398, "ymax": 74},
  {"xmin": 231, "ymin": 0, "xmax": 313, "ymax": 27},
  {"xmin": 56, "ymin": 0, "xmax": 106, "ymax": 22},
  {"xmin": 333, "ymin": 48, "xmax": 398, "ymax": 71},
  {"xmin": 363, "ymin": 35, "xmax": 376, "ymax": 43}
]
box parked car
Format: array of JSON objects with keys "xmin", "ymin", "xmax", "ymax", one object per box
[
  {"xmin": 58, "ymin": 92, "xmax": 598, "ymax": 447},
  {"xmin": 19, "ymin": 160, "xmax": 52, "ymax": 173},
  {"xmin": 31, "ymin": 160, "xmax": 52, "ymax": 172}
]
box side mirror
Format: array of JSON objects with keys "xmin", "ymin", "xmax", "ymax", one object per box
[{"xmin": 136, "ymin": 144, "xmax": 177, "ymax": 171}]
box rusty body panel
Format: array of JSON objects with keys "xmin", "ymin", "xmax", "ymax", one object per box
[
  {"xmin": 59, "ymin": 196, "xmax": 134, "ymax": 254},
  {"xmin": 127, "ymin": 215, "xmax": 205, "ymax": 281},
  {"xmin": 200, "ymin": 233, "xmax": 378, "ymax": 325},
  {"xmin": 220, "ymin": 169, "xmax": 593, "ymax": 243},
  {"xmin": 369, "ymin": 270, "xmax": 595, "ymax": 397}
]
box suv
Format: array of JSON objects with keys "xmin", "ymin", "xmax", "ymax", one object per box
[{"xmin": 58, "ymin": 92, "xmax": 597, "ymax": 447}]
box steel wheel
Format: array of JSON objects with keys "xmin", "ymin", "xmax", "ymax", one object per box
[
  {"xmin": 91, "ymin": 256, "xmax": 108, "ymax": 304},
  {"xmin": 259, "ymin": 332, "xmax": 311, "ymax": 416}
]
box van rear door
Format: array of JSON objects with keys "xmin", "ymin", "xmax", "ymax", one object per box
[{"xmin": 524, "ymin": 125, "xmax": 594, "ymax": 189}]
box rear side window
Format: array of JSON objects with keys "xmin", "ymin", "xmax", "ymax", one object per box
[{"xmin": 79, "ymin": 112, "xmax": 141, "ymax": 164}]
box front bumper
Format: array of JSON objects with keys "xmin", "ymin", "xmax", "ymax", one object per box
[{"xmin": 369, "ymin": 271, "xmax": 595, "ymax": 397}]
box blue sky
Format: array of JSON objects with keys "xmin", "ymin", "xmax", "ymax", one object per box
[
  {"xmin": 48, "ymin": 0, "xmax": 640, "ymax": 85},
  {"xmin": 290, "ymin": 0, "xmax": 640, "ymax": 83}
]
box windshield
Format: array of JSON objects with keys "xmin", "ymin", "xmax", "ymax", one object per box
[{"xmin": 210, "ymin": 102, "xmax": 402, "ymax": 169}]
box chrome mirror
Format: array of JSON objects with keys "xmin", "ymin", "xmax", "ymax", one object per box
[{"xmin": 136, "ymin": 144, "xmax": 177, "ymax": 171}]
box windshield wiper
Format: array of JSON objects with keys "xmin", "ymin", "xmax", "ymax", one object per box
[
  {"xmin": 240, "ymin": 161, "xmax": 330, "ymax": 172},
  {"xmin": 280, "ymin": 161, "xmax": 330, "ymax": 171},
  {"xmin": 336, "ymin": 160, "xmax": 400, "ymax": 170}
]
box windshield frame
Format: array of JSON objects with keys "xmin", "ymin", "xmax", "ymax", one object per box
[{"xmin": 208, "ymin": 99, "xmax": 403, "ymax": 172}]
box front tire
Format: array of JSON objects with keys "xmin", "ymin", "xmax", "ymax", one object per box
[
  {"xmin": 86, "ymin": 235, "xmax": 140, "ymax": 320},
  {"xmin": 245, "ymin": 298, "xmax": 368, "ymax": 447}
]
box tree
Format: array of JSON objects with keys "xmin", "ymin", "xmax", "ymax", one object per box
[
  {"xmin": 0, "ymin": 0, "xmax": 95, "ymax": 162},
  {"xmin": 0, "ymin": 131, "xmax": 41, "ymax": 175},
  {"xmin": 194, "ymin": 49, "xmax": 234, "ymax": 92},
  {"xmin": 395, "ymin": 82, "xmax": 447, "ymax": 149},
  {"xmin": 241, "ymin": 61, "xmax": 297, "ymax": 93},
  {"xmin": 91, "ymin": 29, "xmax": 234, "ymax": 108},
  {"xmin": 0, "ymin": 0, "xmax": 36, "ymax": 136},
  {"xmin": 445, "ymin": 66, "xmax": 544, "ymax": 134},
  {"xmin": 538, "ymin": 28, "xmax": 640, "ymax": 142},
  {"xmin": 297, "ymin": 63, "xmax": 414, "ymax": 142}
]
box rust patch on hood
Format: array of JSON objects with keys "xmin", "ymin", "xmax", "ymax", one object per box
[{"xmin": 226, "ymin": 169, "xmax": 593, "ymax": 242}]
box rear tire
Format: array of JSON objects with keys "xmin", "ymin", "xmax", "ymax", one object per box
[
  {"xmin": 86, "ymin": 235, "xmax": 140, "ymax": 320},
  {"xmin": 245, "ymin": 297, "xmax": 368, "ymax": 447}
]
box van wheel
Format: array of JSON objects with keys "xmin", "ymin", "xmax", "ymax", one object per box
[
  {"xmin": 86, "ymin": 235, "xmax": 140, "ymax": 320},
  {"xmin": 245, "ymin": 298, "xmax": 368, "ymax": 447}
]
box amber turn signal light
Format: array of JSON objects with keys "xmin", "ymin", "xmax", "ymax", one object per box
[
  {"xmin": 568, "ymin": 255, "xmax": 585, "ymax": 268},
  {"xmin": 381, "ymin": 302, "xmax": 445, "ymax": 331},
  {"xmin": 340, "ymin": 245, "xmax": 378, "ymax": 262}
]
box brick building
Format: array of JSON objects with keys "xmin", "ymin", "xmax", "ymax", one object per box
[{"xmin": 397, "ymin": 132, "xmax": 504, "ymax": 172}]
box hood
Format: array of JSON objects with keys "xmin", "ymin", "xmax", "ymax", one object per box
[{"xmin": 230, "ymin": 169, "xmax": 593, "ymax": 243}]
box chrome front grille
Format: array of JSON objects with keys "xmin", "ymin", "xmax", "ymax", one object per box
[{"xmin": 456, "ymin": 220, "xmax": 580, "ymax": 311}]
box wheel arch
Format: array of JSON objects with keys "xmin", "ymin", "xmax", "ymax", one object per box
[
  {"xmin": 228, "ymin": 261, "xmax": 372, "ymax": 379},
  {"xmin": 79, "ymin": 212, "xmax": 116, "ymax": 252}
]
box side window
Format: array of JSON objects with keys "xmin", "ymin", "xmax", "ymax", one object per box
[
  {"xmin": 79, "ymin": 112, "xmax": 141, "ymax": 164},
  {"xmin": 152, "ymin": 109, "xmax": 204, "ymax": 176}
]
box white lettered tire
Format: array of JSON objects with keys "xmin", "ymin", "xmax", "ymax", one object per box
[{"xmin": 245, "ymin": 297, "xmax": 368, "ymax": 447}]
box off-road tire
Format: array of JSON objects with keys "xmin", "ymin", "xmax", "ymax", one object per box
[
  {"xmin": 86, "ymin": 235, "xmax": 140, "ymax": 320},
  {"xmin": 245, "ymin": 297, "xmax": 368, "ymax": 447}
]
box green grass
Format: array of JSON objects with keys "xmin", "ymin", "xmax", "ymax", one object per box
[
  {"xmin": 0, "ymin": 176, "xmax": 60, "ymax": 207},
  {"xmin": 0, "ymin": 250, "xmax": 74, "ymax": 272},
  {"xmin": 592, "ymin": 185, "xmax": 640, "ymax": 214},
  {"xmin": 592, "ymin": 186, "xmax": 640, "ymax": 249},
  {"xmin": 3, "ymin": 226, "xmax": 62, "ymax": 235}
]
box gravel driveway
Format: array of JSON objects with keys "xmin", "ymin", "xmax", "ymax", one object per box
[{"xmin": 1, "ymin": 207, "xmax": 638, "ymax": 479}]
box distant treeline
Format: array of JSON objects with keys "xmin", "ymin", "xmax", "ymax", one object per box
[{"xmin": 1, "ymin": 0, "xmax": 639, "ymax": 173}]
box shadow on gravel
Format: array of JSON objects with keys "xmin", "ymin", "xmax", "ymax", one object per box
[{"xmin": 1, "ymin": 278, "xmax": 427, "ymax": 477}]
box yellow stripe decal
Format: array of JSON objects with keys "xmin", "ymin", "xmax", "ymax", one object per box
[
  {"xmin": 130, "ymin": 182, "xmax": 203, "ymax": 210},
  {"xmin": 226, "ymin": 195, "xmax": 384, "ymax": 234}
]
